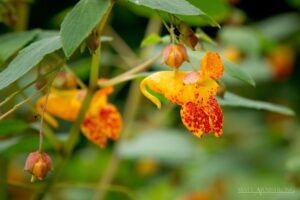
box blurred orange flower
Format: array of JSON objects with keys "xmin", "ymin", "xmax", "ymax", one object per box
[
  {"xmin": 140, "ymin": 51, "xmax": 224, "ymax": 138},
  {"xmin": 267, "ymin": 45, "xmax": 295, "ymax": 80},
  {"xmin": 36, "ymin": 86, "xmax": 122, "ymax": 148}
]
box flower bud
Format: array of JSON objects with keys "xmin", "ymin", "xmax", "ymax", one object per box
[
  {"xmin": 163, "ymin": 44, "xmax": 189, "ymax": 69},
  {"xmin": 24, "ymin": 151, "xmax": 52, "ymax": 182},
  {"xmin": 177, "ymin": 23, "xmax": 199, "ymax": 50},
  {"xmin": 52, "ymin": 71, "xmax": 77, "ymax": 89}
]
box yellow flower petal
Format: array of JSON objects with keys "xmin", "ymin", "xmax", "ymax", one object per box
[
  {"xmin": 140, "ymin": 71, "xmax": 218, "ymax": 108},
  {"xmin": 36, "ymin": 89, "xmax": 84, "ymax": 121}
]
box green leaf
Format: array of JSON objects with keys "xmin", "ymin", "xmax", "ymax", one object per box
[
  {"xmin": 218, "ymin": 92, "xmax": 295, "ymax": 116},
  {"xmin": 188, "ymin": 51, "xmax": 255, "ymax": 86},
  {"xmin": 0, "ymin": 36, "xmax": 61, "ymax": 90},
  {"xmin": 0, "ymin": 29, "xmax": 40, "ymax": 64},
  {"xmin": 1, "ymin": 136, "xmax": 51, "ymax": 156},
  {"xmin": 0, "ymin": 119, "xmax": 29, "ymax": 137},
  {"xmin": 187, "ymin": 0, "xmax": 230, "ymax": 22},
  {"xmin": 60, "ymin": 0, "xmax": 110, "ymax": 57},
  {"xmin": 126, "ymin": 0, "xmax": 202, "ymax": 15},
  {"xmin": 222, "ymin": 59, "xmax": 256, "ymax": 87},
  {"xmin": 120, "ymin": 129, "xmax": 199, "ymax": 164},
  {"xmin": 120, "ymin": 0, "xmax": 218, "ymax": 27},
  {"xmin": 141, "ymin": 33, "xmax": 161, "ymax": 47},
  {"xmin": 178, "ymin": 0, "xmax": 230, "ymax": 27},
  {"xmin": 256, "ymin": 13, "xmax": 300, "ymax": 40}
]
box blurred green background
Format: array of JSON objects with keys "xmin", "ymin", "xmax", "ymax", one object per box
[{"xmin": 0, "ymin": 0, "xmax": 300, "ymax": 199}]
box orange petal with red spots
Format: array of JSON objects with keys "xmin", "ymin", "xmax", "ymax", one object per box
[
  {"xmin": 180, "ymin": 102, "xmax": 211, "ymax": 137},
  {"xmin": 201, "ymin": 51, "xmax": 224, "ymax": 79},
  {"xmin": 180, "ymin": 97, "xmax": 223, "ymax": 137},
  {"xmin": 81, "ymin": 104, "xmax": 122, "ymax": 148}
]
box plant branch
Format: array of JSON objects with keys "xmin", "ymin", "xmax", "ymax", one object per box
[
  {"xmin": 93, "ymin": 16, "xmax": 162, "ymax": 200},
  {"xmin": 0, "ymin": 67, "xmax": 59, "ymax": 108},
  {"xmin": 0, "ymin": 85, "xmax": 47, "ymax": 121},
  {"xmin": 98, "ymin": 54, "xmax": 161, "ymax": 88},
  {"xmin": 35, "ymin": 1, "xmax": 116, "ymax": 199}
]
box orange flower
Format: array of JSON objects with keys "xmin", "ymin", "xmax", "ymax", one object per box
[
  {"xmin": 36, "ymin": 86, "xmax": 122, "ymax": 148},
  {"xmin": 140, "ymin": 51, "xmax": 224, "ymax": 138}
]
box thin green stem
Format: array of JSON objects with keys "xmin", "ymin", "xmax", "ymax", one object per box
[
  {"xmin": 0, "ymin": 67, "xmax": 58, "ymax": 108},
  {"xmin": 0, "ymin": 85, "xmax": 47, "ymax": 121},
  {"xmin": 93, "ymin": 15, "xmax": 162, "ymax": 200},
  {"xmin": 65, "ymin": 0, "xmax": 115, "ymax": 157},
  {"xmin": 35, "ymin": 2, "xmax": 116, "ymax": 199},
  {"xmin": 156, "ymin": 11, "xmax": 172, "ymax": 34},
  {"xmin": 93, "ymin": 81, "xmax": 141, "ymax": 200},
  {"xmin": 18, "ymin": 88, "xmax": 61, "ymax": 152},
  {"xmin": 63, "ymin": 65, "xmax": 87, "ymax": 89},
  {"xmin": 188, "ymin": 59, "xmax": 198, "ymax": 72},
  {"xmin": 98, "ymin": 54, "xmax": 161, "ymax": 88},
  {"xmin": 38, "ymin": 89, "xmax": 50, "ymax": 153}
]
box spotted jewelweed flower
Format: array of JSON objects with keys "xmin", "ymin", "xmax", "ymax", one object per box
[
  {"xmin": 24, "ymin": 151, "xmax": 52, "ymax": 182},
  {"xmin": 140, "ymin": 51, "xmax": 224, "ymax": 138},
  {"xmin": 162, "ymin": 44, "xmax": 189, "ymax": 69},
  {"xmin": 36, "ymin": 86, "xmax": 122, "ymax": 148}
]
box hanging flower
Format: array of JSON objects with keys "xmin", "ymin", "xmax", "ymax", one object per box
[
  {"xmin": 36, "ymin": 86, "xmax": 122, "ymax": 148},
  {"xmin": 140, "ymin": 51, "xmax": 224, "ymax": 138}
]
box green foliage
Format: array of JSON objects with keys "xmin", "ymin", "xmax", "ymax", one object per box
[
  {"xmin": 187, "ymin": 0, "xmax": 230, "ymax": 22},
  {"xmin": 218, "ymin": 92, "xmax": 295, "ymax": 116},
  {"xmin": 120, "ymin": 129, "xmax": 198, "ymax": 164},
  {"xmin": 256, "ymin": 13, "xmax": 300, "ymax": 40},
  {"xmin": 121, "ymin": 0, "xmax": 220, "ymax": 27},
  {"xmin": 140, "ymin": 33, "xmax": 161, "ymax": 47},
  {"xmin": 0, "ymin": 29, "xmax": 40, "ymax": 64},
  {"xmin": 0, "ymin": 35, "xmax": 61, "ymax": 90},
  {"xmin": 60, "ymin": 0, "xmax": 110, "ymax": 57},
  {"xmin": 126, "ymin": 0, "xmax": 202, "ymax": 15},
  {"xmin": 0, "ymin": 119, "xmax": 29, "ymax": 137},
  {"xmin": 219, "ymin": 26, "xmax": 261, "ymax": 57},
  {"xmin": 179, "ymin": 0, "xmax": 230, "ymax": 26},
  {"xmin": 222, "ymin": 59, "xmax": 256, "ymax": 87}
]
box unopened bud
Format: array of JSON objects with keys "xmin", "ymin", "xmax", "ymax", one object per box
[
  {"xmin": 177, "ymin": 23, "xmax": 199, "ymax": 50},
  {"xmin": 87, "ymin": 31, "xmax": 100, "ymax": 54},
  {"xmin": 162, "ymin": 44, "xmax": 189, "ymax": 69},
  {"xmin": 52, "ymin": 71, "xmax": 77, "ymax": 89},
  {"xmin": 24, "ymin": 151, "xmax": 52, "ymax": 182}
]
